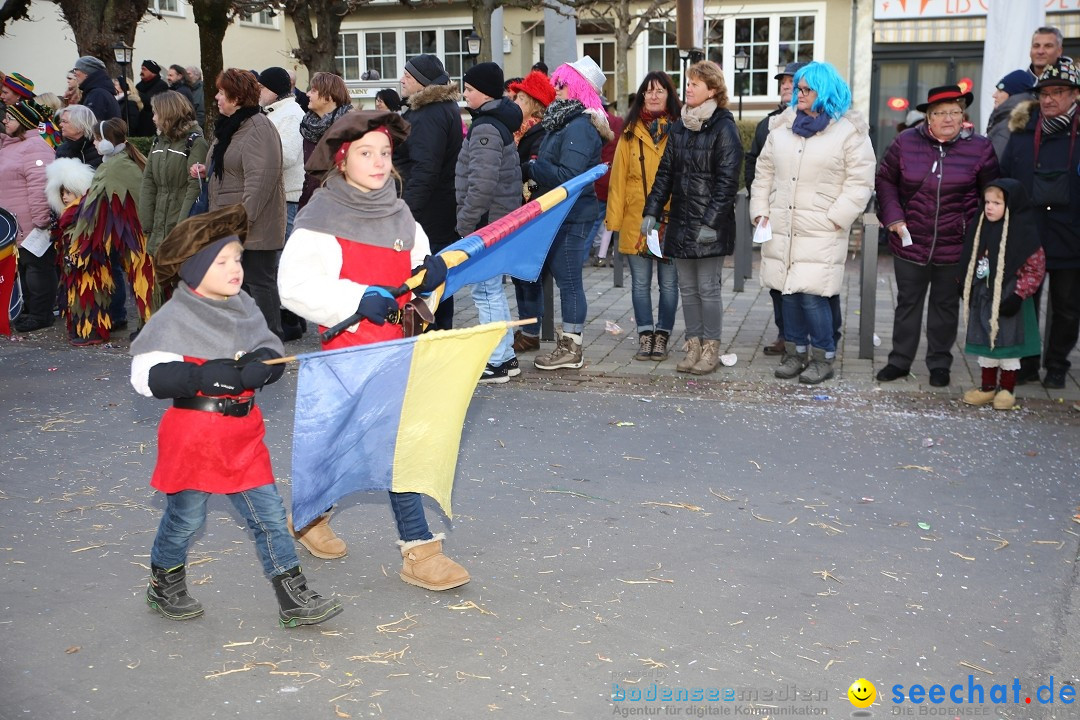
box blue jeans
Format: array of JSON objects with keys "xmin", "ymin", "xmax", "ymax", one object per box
[
  {"xmin": 388, "ymin": 492, "xmax": 433, "ymax": 542},
  {"xmin": 782, "ymin": 293, "xmax": 835, "ymax": 355},
  {"xmin": 470, "ymin": 275, "xmax": 514, "ymax": 364},
  {"xmin": 776, "ymin": 290, "xmax": 842, "ymax": 345},
  {"xmin": 513, "ymin": 278, "xmax": 542, "ymax": 336},
  {"xmin": 109, "ymin": 254, "xmax": 127, "ymax": 323},
  {"xmin": 587, "ymin": 201, "xmax": 607, "ymax": 253},
  {"xmin": 151, "ymin": 485, "xmax": 299, "ymax": 578},
  {"xmin": 626, "ymin": 253, "xmax": 679, "ymax": 333},
  {"xmin": 673, "ymin": 256, "xmax": 724, "ymax": 340},
  {"xmin": 285, "ymin": 201, "xmax": 299, "ymax": 242},
  {"xmin": 545, "ymin": 219, "xmax": 591, "ymax": 333}
]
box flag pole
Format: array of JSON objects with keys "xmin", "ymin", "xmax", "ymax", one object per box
[{"xmin": 262, "ymin": 318, "xmax": 540, "ymax": 365}]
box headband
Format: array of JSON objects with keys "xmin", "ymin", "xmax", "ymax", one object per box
[{"xmin": 334, "ymin": 126, "xmax": 395, "ymax": 166}]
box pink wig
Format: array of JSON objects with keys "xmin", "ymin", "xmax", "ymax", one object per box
[{"xmin": 551, "ymin": 64, "xmax": 603, "ymax": 111}]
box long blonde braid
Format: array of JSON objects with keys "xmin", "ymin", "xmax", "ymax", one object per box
[
  {"xmin": 987, "ymin": 207, "xmax": 1010, "ymax": 351},
  {"xmin": 961, "ymin": 213, "xmax": 983, "ymax": 330}
]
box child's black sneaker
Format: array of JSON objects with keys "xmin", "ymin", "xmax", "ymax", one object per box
[
  {"xmin": 479, "ymin": 361, "xmax": 511, "ymax": 384},
  {"xmin": 506, "ymin": 356, "xmax": 521, "ymax": 377}
]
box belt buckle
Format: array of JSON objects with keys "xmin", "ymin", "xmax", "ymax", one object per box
[{"xmin": 223, "ymin": 398, "xmax": 252, "ymax": 417}]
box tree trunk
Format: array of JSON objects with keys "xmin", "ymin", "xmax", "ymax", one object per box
[
  {"xmin": 614, "ymin": 26, "xmax": 631, "ymax": 112},
  {"xmin": 469, "ymin": 0, "xmax": 495, "ymax": 66},
  {"xmin": 190, "ymin": 0, "xmax": 231, "ymax": 135},
  {"xmin": 286, "ymin": 0, "xmax": 349, "ymax": 76},
  {"xmin": 53, "ymin": 0, "xmax": 150, "ymax": 78}
]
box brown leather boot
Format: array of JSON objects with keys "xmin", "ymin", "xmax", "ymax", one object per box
[
  {"xmin": 288, "ymin": 513, "xmax": 347, "ymax": 559},
  {"xmin": 398, "ymin": 534, "xmax": 470, "ymax": 591},
  {"xmin": 676, "ymin": 337, "xmax": 702, "ymax": 373},
  {"xmin": 689, "ymin": 339, "xmax": 721, "ymax": 375}
]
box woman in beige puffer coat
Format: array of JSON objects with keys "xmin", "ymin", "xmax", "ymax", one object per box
[{"xmin": 750, "ymin": 62, "xmax": 875, "ymax": 384}]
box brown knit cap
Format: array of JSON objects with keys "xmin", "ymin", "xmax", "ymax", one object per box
[
  {"xmin": 305, "ymin": 110, "xmax": 410, "ymax": 175},
  {"xmin": 154, "ymin": 204, "xmax": 248, "ymax": 289}
]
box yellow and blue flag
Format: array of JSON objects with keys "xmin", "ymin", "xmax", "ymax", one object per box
[
  {"xmin": 438, "ymin": 163, "xmax": 609, "ymax": 297},
  {"xmin": 289, "ymin": 322, "xmax": 505, "ymax": 529}
]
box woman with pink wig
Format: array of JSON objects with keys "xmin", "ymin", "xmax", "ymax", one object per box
[{"xmin": 525, "ymin": 56, "xmax": 614, "ymax": 370}]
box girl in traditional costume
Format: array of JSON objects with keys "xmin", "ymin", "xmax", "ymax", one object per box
[
  {"xmin": 960, "ymin": 178, "xmax": 1046, "ymax": 410},
  {"xmin": 278, "ymin": 111, "xmax": 468, "ymax": 592}
]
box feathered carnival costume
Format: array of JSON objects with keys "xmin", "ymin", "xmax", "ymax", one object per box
[{"xmin": 62, "ymin": 145, "xmax": 155, "ymax": 341}]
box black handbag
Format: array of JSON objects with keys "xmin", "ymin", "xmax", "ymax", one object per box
[{"xmin": 188, "ymin": 156, "xmax": 212, "ymax": 218}]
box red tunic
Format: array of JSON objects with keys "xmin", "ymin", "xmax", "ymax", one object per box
[
  {"xmin": 150, "ymin": 357, "xmax": 274, "ymax": 494},
  {"xmin": 319, "ymin": 237, "xmax": 412, "ymax": 351}
]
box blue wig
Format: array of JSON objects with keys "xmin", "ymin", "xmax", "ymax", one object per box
[{"xmin": 789, "ymin": 62, "xmax": 851, "ymax": 120}]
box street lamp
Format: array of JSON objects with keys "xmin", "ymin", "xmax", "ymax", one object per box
[
  {"xmin": 111, "ymin": 40, "xmax": 134, "ymax": 131},
  {"xmin": 466, "ymin": 30, "xmax": 482, "ymax": 60},
  {"xmin": 734, "ymin": 48, "xmax": 749, "ymax": 121}
]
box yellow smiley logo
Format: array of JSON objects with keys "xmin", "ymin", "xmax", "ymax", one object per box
[{"xmin": 848, "ymin": 678, "xmax": 876, "ymax": 708}]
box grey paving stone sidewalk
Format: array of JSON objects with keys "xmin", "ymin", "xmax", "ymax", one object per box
[{"xmin": 454, "ymin": 250, "xmax": 1080, "ymax": 406}]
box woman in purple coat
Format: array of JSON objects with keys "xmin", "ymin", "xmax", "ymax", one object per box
[{"xmin": 875, "ymin": 85, "xmax": 999, "ymax": 387}]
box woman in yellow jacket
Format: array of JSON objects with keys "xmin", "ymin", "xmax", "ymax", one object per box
[{"xmin": 605, "ymin": 71, "xmax": 681, "ymax": 361}]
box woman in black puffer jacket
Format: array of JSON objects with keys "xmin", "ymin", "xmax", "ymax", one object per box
[{"xmin": 643, "ymin": 60, "xmax": 742, "ymax": 375}]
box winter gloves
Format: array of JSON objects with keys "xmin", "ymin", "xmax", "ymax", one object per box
[
  {"xmin": 237, "ymin": 347, "xmax": 285, "ymax": 389},
  {"xmin": 640, "ymin": 215, "xmax": 657, "ymax": 237},
  {"xmin": 412, "ymin": 254, "xmax": 448, "ymax": 296},
  {"xmin": 998, "ymin": 293, "xmax": 1023, "ymax": 318},
  {"xmin": 147, "ymin": 349, "xmax": 285, "ymax": 399},
  {"xmin": 357, "ymin": 287, "xmax": 397, "ymax": 325}
]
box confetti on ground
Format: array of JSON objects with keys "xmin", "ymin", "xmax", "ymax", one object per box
[
  {"xmin": 709, "ymin": 489, "xmax": 733, "ymax": 501},
  {"xmin": 447, "ymin": 600, "xmax": 497, "ymax": 616},
  {"xmin": 376, "ymin": 615, "xmax": 418, "ymax": 634},
  {"xmin": 898, "ymin": 465, "xmax": 934, "ymax": 472},
  {"xmin": 950, "ymin": 551, "xmax": 975, "ymax": 561},
  {"xmin": 348, "ymin": 647, "xmax": 408, "ymax": 664},
  {"xmin": 641, "ymin": 501, "xmax": 703, "ymax": 512},
  {"xmin": 639, "ymin": 658, "xmax": 667, "ymax": 669},
  {"xmin": 958, "ymin": 660, "xmax": 994, "ymax": 675},
  {"xmin": 813, "ymin": 569, "xmax": 843, "ymax": 584},
  {"xmin": 750, "ymin": 509, "xmax": 776, "ymax": 523}
]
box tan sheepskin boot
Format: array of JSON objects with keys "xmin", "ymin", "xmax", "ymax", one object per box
[
  {"xmin": 288, "ymin": 513, "xmax": 348, "ymax": 559},
  {"xmin": 398, "ymin": 534, "xmax": 470, "ymax": 591}
]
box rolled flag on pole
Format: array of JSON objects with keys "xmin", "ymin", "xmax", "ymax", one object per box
[
  {"xmin": 319, "ymin": 164, "xmax": 609, "ymax": 342},
  {"xmin": 0, "ymin": 208, "xmax": 22, "ymax": 336},
  {"xmin": 290, "ymin": 321, "xmax": 507, "ymax": 530}
]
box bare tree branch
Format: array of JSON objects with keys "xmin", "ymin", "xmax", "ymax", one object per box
[{"xmin": 0, "ymin": 0, "xmax": 32, "ymax": 36}]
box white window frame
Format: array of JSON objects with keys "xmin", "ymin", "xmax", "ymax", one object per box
[
  {"xmin": 639, "ymin": 2, "xmax": 825, "ymax": 103},
  {"xmin": 238, "ymin": 9, "xmax": 280, "ymax": 30},
  {"xmin": 150, "ymin": 0, "xmax": 184, "ymax": 18},
  {"xmin": 336, "ymin": 19, "xmax": 472, "ymax": 86}
]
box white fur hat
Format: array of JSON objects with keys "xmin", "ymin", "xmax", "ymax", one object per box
[
  {"xmin": 45, "ymin": 158, "xmax": 95, "ymax": 215},
  {"xmin": 569, "ymin": 55, "xmax": 606, "ymax": 95}
]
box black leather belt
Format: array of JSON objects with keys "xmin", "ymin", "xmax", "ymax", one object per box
[{"xmin": 173, "ymin": 396, "xmax": 254, "ymax": 417}]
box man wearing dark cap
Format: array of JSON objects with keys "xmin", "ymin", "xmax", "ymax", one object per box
[
  {"xmin": 745, "ymin": 61, "xmax": 806, "ymax": 356},
  {"xmin": 72, "ymin": 56, "xmax": 120, "ymax": 121},
  {"xmin": 135, "ymin": 59, "xmax": 169, "ymax": 136},
  {"xmin": 395, "ymin": 53, "xmax": 463, "ymax": 330},
  {"xmin": 986, "ymin": 70, "xmax": 1035, "ymax": 160},
  {"xmin": 1001, "ymin": 59, "xmax": 1080, "ymax": 389}
]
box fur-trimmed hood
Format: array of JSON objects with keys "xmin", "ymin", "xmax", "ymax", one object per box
[
  {"xmin": 404, "ymin": 82, "xmax": 461, "ymax": 111},
  {"xmin": 768, "ymin": 106, "xmax": 870, "ymax": 136},
  {"xmin": 1008, "ymin": 99, "xmax": 1040, "ymax": 133},
  {"xmin": 45, "ymin": 157, "xmax": 95, "ymax": 214},
  {"xmin": 584, "ymin": 107, "xmax": 615, "ymax": 142}
]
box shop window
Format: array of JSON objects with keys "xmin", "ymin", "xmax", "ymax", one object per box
[
  {"xmin": 150, "ymin": 0, "xmax": 182, "ymax": 16},
  {"xmin": 647, "ymin": 21, "xmax": 682, "ymax": 91},
  {"xmin": 336, "ymin": 32, "xmax": 361, "ymax": 81},
  {"xmin": 365, "ymin": 31, "xmax": 398, "ymax": 80}
]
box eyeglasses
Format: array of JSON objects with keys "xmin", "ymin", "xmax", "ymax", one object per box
[
  {"xmin": 554, "ymin": 81, "xmax": 567, "ymax": 90},
  {"xmin": 795, "ymin": 85, "xmax": 813, "ymax": 96},
  {"xmin": 929, "ymin": 110, "xmax": 964, "ymax": 119},
  {"xmin": 644, "ymin": 88, "xmax": 667, "ymax": 96},
  {"xmin": 1038, "ymin": 87, "xmax": 1074, "ymax": 100}
]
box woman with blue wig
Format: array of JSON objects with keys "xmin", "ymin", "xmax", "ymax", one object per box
[{"xmin": 750, "ymin": 62, "xmax": 876, "ymax": 384}]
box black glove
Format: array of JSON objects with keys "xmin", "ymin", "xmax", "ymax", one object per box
[
  {"xmin": 147, "ymin": 361, "xmax": 199, "ymax": 399},
  {"xmin": 196, "ymin": 358, "xmax": 244, "ymax": 396},
  {"xmin": 412, "ymin": 254, "xmax": 448, "ymax": 295},
  {"xmin": 522, "ymin": 159, "xmax": 535, "ymax": 182},
  {"xmin": 697, "ymin": 225, "xmax": 718, "ymax": 243},
  {"xmin": 357, "ymin": 287, "xmax": 397, "ymax": 325},
  {"xmin": 998, "ymin": 293, "xmax": 1023, "ymax": 318},
  {"xmin": 237, "ymin": 347, "xmax": 285, "ymax": 389}
]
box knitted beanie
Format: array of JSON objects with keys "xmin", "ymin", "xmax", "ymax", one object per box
[
  {"xmin": 404, "ymin": 54, "xmax": 450, "ymax": 86},
  {"xmin": 3, "ymin": 72, "xmax": 34, "ymax": 99},
  {"xmin": 463, "ymin": 62, "xmax": 504, "ymax": 100}
]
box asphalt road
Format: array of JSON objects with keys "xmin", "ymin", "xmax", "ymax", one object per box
[{"xmin": 2, "ymin": 335, "xmax": 1079, "ymax": 720}]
